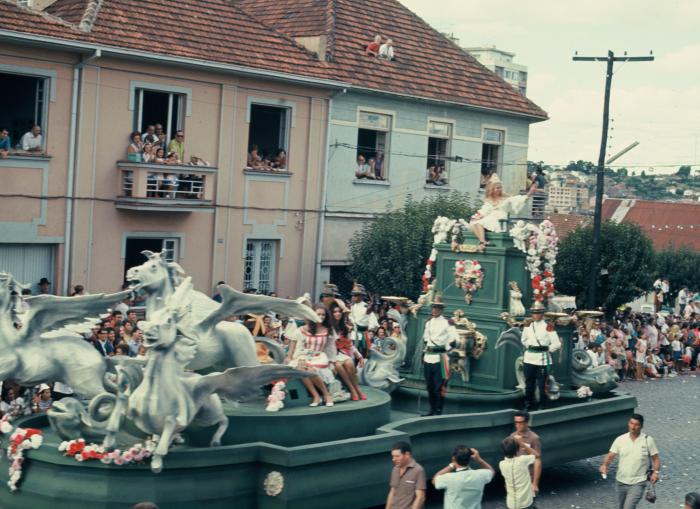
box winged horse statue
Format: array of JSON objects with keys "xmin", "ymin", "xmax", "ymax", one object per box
[
  {"xmin": 101, "ymin": 278, "xmax": 312, "ymax": 472},
  {"xmin": 125, "ymin": 251, "xmax": 319, "ymax": 371},
  {"xmin": 0, "ymin": 272, "xmax": 130, "ymax": 398}
]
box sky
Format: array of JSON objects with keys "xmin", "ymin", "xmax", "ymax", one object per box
[{"xmin": 401, "ymin": 0, "xmax": 700, "ymax": 174}]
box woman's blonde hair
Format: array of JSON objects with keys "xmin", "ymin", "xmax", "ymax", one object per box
[{"xmin": 484, "ymin": 176, "xmax": 506, "ymax": 200}]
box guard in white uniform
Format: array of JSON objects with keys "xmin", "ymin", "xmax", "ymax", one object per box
[
  {"xmin": 349, "ymin": 282, "xmax": 372, "ymax": 355},
  {"xmin": 422, "ymin": 294, "xmax": 458, "ymax": 416},
  {"xmin": 521, "ymin": 301, "xmax": 561, "ymax": 410}
]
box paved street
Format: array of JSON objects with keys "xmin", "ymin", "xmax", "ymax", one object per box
[{"xmin": 423, "ymin": 373, "xmax": 700, "ymax": 509}]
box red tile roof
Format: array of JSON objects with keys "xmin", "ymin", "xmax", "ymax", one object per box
[
  {"xmin": 1, "ymin": 0, "xmax": 547, "ymax": 119},
  {"xmin": 0, "ymin": 0, "xmax": 337, "ymax": 82},
  {"xmin": 602, "ymin": 198, "xmax": 700, "ymax": 251},
  {"xmin": 544, "ymin": 213, "xmax": 590, "ymax": 240},
  {"xmin": 236, "ymin": 0, "xmax": 548, "ymax": 119}
]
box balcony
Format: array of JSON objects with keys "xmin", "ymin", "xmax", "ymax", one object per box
[{"xmin": 115, "ymin": 162, "xmax": 216, "ymax": 212}]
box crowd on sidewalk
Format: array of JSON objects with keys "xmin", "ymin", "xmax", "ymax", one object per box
[{"xmin": 574, "ymin": 289, "xmax": 700, "ymax": 382}]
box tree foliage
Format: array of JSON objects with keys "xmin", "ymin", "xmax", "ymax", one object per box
[
  {"xmin": 655, "ymin": 245, "xmax": 700, "ymax": 294},
  {"xmin": 348, "ymin": 193, "xmax": 475, "ymax": 299},
  {"xmin": 556, "ymin": 221, "xmax": 656, "ymax": 312},
  {"xmin": 676, "ymin": 165, "xmax": 692, "ymax": 178}
]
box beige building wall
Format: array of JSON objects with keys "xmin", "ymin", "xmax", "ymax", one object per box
[{"xmin": 0, "ymin": 44, "xmax": 331, "ymax": 297}]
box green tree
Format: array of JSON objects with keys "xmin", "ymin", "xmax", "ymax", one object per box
[
  {"xmin": 654, "ymin": 245, "xmax": 700, "ymax": 295},
  {"xmin": 556, "ymin": 221, "xmax": 656, "ymax": 312},
  {"xmin": 676, "ymin": 165, "xmax": 692, "ymax": 178},
  {"xmin": 617, "ymin": 168, "xmax": 628, "ymax": 177},
  {"xmin": 348, "ymin": 193, "xmax": 475, "ymax": 299}
]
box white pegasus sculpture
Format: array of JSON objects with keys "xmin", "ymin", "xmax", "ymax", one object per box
[
  {"xmin": 102, "ymin": 279, "xmax": 312, "ymax": 472},
  {"xmin": 126, "ymin": 251, "xmax": 319, "ymax": 371},
  {"xmin": 0, "ymin": 272, "xmax": 130, "ymax": 398}
]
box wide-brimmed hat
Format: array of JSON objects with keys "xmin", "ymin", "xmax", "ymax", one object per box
[
  {"xmin": 321, "ymin": 282, "xmax": 339, "ymax": 297},
  {"xmin": 530, "ymin": 301, "xmax": 546, "ymax": 313},
  {"xmin": 38, "ymin": 277, "xmax": 51, "ymax": 285},
  {"xmin": 351, "ymin": 282, "xmax": 367, "ymax": 296},
  {"xmin": 37, "ymin": 383, "xmax": 51, "ymax": 393},
  {"xmin": 430, "ymin": 293, "xmax": 445, "ymax": 308}
]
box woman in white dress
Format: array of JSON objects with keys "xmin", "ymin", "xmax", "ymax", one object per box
[{"xmin": 469, "ymin": 174, "xmax": 538, "ymax": 247}]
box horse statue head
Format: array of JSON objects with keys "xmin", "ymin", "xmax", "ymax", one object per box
[
  {"xmin": 126, "ymin": 251, "xmax": 185, "ymax": 300},
  {"xmin": 138, "ymin": 279, "xmax": 193, "ymax": 358}
]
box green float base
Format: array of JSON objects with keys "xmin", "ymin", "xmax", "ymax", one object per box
[{"xmin": 0, "ymin": 387, "xmax": 636, "ymax": 509}]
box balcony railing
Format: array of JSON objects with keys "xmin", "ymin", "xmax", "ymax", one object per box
[{"xmin": 116, "ymin": 161, "xmax": 216, "ymax": 212}]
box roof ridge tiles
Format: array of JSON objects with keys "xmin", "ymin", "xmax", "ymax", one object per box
[{"xmin": 78, "ymin": 0, "xmax": 102, "ymax": 32}]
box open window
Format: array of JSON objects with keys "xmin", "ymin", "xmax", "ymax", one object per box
[
  {"xmin": 247, "ymin": 104, "xmax": 290, "ymax": 169},
  {"xmin": 134, "ymin": 88, "xmax": 185, "ymax": 139},
  {"xmin": 123, "ymin": 237, "xmax": 178, "ymax": 281},
  {"xmin": 481, "ymin": 128, "xmax": 504, "ymax": 188},
  {"xmin": 0, "ymin": 72, "xmax": 47, "ymax": 149},
  {"xmin": 244, "ymin": 240, "xmax": 278, "ymax": 293},
  {"xmin": 426, "ymin": 121, "xmax": 451, "ymax": 186},
  {"xmin": 356, "ymin": 111, "xmax": 390, "ymax": 180}
]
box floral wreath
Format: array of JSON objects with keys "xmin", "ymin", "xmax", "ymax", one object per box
[{"xmin": 453, "ymin": 259, "xmax": 484, "ymax": 304}]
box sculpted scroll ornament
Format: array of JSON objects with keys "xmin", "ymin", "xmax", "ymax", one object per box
[
  {"xmin": 264, "ymin": 471, "xmax": 285, "ymax": 496},
  {"xmin": 448, "ymin": 309, "xmax": 487, "ymax": 383}
]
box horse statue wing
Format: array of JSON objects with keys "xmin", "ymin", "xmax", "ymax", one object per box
[
  {"xmin": 495, "ymin": 327, "xmax": 524, "ymax": 352},
  {"xmin": 197, "ymin": 285, "xmax": 319, "ymax": 333},
  {"xmin": 194, "ymin": 364, "xmax": 312, "ymax": 403},
  {"xmin": 22, "ymin": 290, "xmax": 131, "ymax": 341}
]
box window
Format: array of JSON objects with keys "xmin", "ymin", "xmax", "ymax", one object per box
[
  {"xmin": 248, "ymin": 104, "xmax": 290, "ymax": 166},
  {"xmin": 356, "ymin": 111, "xmax": 391, "ymax": 180},
  {"xmin": 123, "ymin": 237, "xmax": 179, "ymax": 280},
  {"xmin": 244, "ymin": 240, "xmax": 277, "ymax": 293},
  {"xmin": 134, "ymin": 88, "xmax": 185, "ymax": 140},
  {"xmin": 0, "ymin": 72, "xmax": 47, "ymax": 149},
  {"xmin": 481, "ymin": 128, "xmax": 504, "ymax": 187},
  {"xmin": 426, "ymin": 121, "xmax": 451, "ymax": 186}
]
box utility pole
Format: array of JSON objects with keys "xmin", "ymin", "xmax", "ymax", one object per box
[{"xmin": 573, "ymin": 50, "xmax": 653, "ymax": 309}]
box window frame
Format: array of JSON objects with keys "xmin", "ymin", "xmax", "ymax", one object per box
[
  {"xmin": 0, "ymin": 66, "xmax": 56, "ymax": 151},
  {"xmin": 243, "ymin": 239, "xmax": 278, "ymax": 293},
  {"xmin": 481, "ymin": 127, "xmax": 505, "ymax": 181},
  {"xmin": 426, "ymin": 120, "xmax": 453, "ymax": 186},
  {"xmin": 133, "ymin": 88, "xmax": 186, "ymax": 138},
  {"xmin": 247, "ymin": 102, "xmax": 292, "ymax": 159},
  {"xmin": 356, "ymin": 110, "xmax": 393, "ymax": 181}
]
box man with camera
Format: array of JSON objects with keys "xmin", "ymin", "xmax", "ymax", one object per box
[
  {"xmin": 432, "ymin": 444, "xmax": 494, "ymax": 508},
  {"xmin": 599, "ymin": 413, "xmax": 660, "ymax": 509}
]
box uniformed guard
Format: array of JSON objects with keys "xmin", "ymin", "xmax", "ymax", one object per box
[
  {"xmin": 521, "ymin": 301, "xmax": 561, "ymax": 410},
  {"xmin": 349, "ymin": 282, "xmax": 372, "ymax": 355},
  {"xmin": 422, "ymin": 293, "xmax": 457, "ymax": 416}
]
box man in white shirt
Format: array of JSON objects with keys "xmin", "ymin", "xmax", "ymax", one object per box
[
  {"xmin": 20, "ymin": 124, "xmax": 43, "ymax": 152},
  {"xmin": 599, "ymin": 413, "xmax": 660, "ymax": 509},
  {"xmin": 521, "ymin": 301, "xmax": 561, "ymax": 411},
  {"xmin": 433, "ymin": 445, "xmax": 495, "ymax": 509},
  {"xmin": 379, "ymin": 39, "xmax": 395, "ymax": 60},
  {"xmin": 422, "ymin": 294, "xmax": 457, "ymax": 416},
  {"xmin": 499, "ymin": 436, "xmax": 541, "ymax": 509}
]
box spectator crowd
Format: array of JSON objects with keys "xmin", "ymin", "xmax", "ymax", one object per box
[{"xmin": 574, "ymin": 288, "xmax": 700, "ymax": 382}]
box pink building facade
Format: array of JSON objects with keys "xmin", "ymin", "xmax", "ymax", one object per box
[{"xmin": 0, "ymin": 1, "xmax": 341, "ymax": 297}]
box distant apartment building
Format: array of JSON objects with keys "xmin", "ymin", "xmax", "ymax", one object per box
[
  {"xmin": 546, "ymin": 181, "xmax": 590, "ymax": 213},
  {"xmin": 464, "ymin": 46, "xmax": 528, "ymax": 95}
]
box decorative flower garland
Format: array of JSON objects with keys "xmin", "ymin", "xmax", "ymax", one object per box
[
  {"xmin": 453, "ymin": 260, "xmax": 484, "ymax": 304},
  {"xmin": 59, "ymin": 438, "xmax": 156, "ymax": 465},
  {"xmin": 510, "ymin": 219, "xmax": 559, "ymax": 302},
  {"xmin": 0, "ymin": 414, "xmax": 43, "ymax": 492},
  {"xmin": 450, "ymin": 219, "xmax": 471, "ymax": 249},
  {"xmin": 265, "ymin": 381, "xmax": 287, "ymax": 412}
]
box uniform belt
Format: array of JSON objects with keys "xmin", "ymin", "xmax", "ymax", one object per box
[
  {"xmin": 425, "ymin": 346, "xmax": 446, "ymax": 353},
  {"xmin": 355, "ymin": 325, "xmax": 368, "ymax": 331},
  {"xmin": 527, "ymin": 346, "xmax": 549, "ymax": 353}
]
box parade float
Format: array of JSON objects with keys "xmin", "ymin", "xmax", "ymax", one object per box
[{"xmin": 0, "ymin": 219, "xmax": 635, "ymax": 508}]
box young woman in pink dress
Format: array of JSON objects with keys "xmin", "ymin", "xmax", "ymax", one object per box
[
  {"xmin": 329, "ymin": 304, "xmax": 366, "ymax": 401},
  {"xmin": 286, "ymin": 305, "xmax": 335, "ymax": 407}
]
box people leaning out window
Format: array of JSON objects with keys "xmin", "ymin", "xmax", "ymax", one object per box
[
  {"xmin": 127, "ymin": 131, "xmax": 144, "ymax": 162},
  {"xmin": 355, "ymin": 154, "xmax": 375, "ymax": 179},
  {"xmin": 20, "ymin": 124, "xmax": 44, "ymax": 153}
]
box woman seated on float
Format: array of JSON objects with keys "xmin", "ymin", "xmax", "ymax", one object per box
[
  {"xmin": 285, "ymin": 305, "xmax": 335, "ymax": 407},
  {"xmin": 469, "ymin": 174, "xmax": 538, "ymax": 248},
  {"xmin": 329, "ymin": 303, "xmax": 366, "ymax": 401}
]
